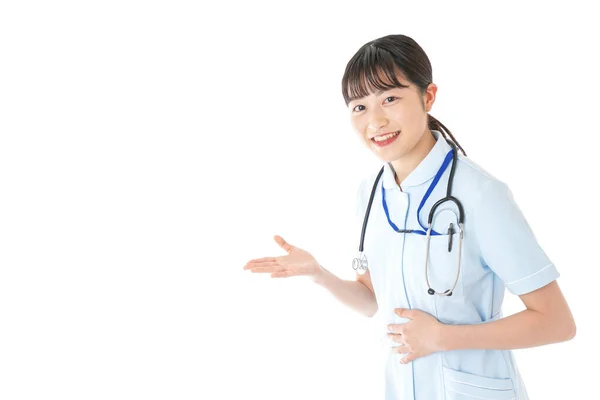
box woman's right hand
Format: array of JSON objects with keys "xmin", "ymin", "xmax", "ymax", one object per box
[{"xmin": 243, "ymin": 235, "xmax": 323, "ymax": 279}]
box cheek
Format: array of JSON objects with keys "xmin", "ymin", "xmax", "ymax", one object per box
[
  {"xmin": 357, "ymin": 133, "xmax": 371, "ymax": 148},
  {"xmin": 349, "ymin": 117, "xmax": 362, "ymax": 132},
  {"xmin": 350, "ymin": 120, "xmax": 368, "ymax": 139},
  {"xmin": 404, "ymin": 105, "xmax": 428, "ymax": 126}
]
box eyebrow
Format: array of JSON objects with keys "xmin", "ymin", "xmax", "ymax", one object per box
[{"xmin": 348, "ymin": 87, "xmax": 407, "ymax": 104}]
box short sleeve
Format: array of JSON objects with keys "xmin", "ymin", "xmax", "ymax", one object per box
[{"xmin": 472, "ymin": 180, "xmax": 560, "ymax": 295}]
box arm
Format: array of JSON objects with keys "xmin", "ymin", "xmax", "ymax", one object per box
[
  {"xmin": 311, "ymin": 265, "xmax": 378, "ymax": 318},
  {"xmin": 450, "ymin": 179, "xmax": 575, "ymax": 350},
  {"xmin": 312, "ymin": 175, "xmax": 378, "ymax": 318},
  {"xmin": 441, "ymin": 280, "xmax": 576, "ymax": 351}
]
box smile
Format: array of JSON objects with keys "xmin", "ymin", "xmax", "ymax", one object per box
[{"xmin": 371, "ymin": 131, "xmax": 400, "ymax": 147}]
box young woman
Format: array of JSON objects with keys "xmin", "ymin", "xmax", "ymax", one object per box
[{"xmin": 243, "ymin": 34, "xmax": 575, "ymax": 400}]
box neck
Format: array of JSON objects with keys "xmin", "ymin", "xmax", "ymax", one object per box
[{"xmin": 391, "ymin": 129, "xmax": 436, "ymax": 187}]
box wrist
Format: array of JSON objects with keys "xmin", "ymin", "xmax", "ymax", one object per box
[
  {"xmin": 439, "ymin": 323, "xmax": 453, "ymax": 352},
  {"xmin": 311, "ymin": 264, "xmax": 327, "ymax": 284}
]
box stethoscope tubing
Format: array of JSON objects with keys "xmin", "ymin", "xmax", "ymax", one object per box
[{"xmin": 353, "ymin": 140, "xmax": 464, "ymax": 296}]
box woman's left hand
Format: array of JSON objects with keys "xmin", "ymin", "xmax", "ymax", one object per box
[{"xmin": 388, "ymin": 308, "xmax": 446, "ymax": 364}]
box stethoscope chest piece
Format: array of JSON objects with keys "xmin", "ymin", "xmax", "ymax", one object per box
[{"xmin": 352, "ymin": 251, "xmax": 368, "ymax": 275}]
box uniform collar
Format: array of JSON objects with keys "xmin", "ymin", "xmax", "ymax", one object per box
[{"xmin": 382, "ymin": 130, "xmax": 452, "ymax": 190}]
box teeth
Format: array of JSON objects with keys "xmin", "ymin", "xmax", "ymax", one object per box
[{"xmin": 373, "ymin": 131, "xmax": 399, "ymax": 142}]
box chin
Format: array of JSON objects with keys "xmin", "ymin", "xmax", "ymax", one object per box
[{"xmin": 371, "ymin": 146, "xmax": 407, "ymax": 163}]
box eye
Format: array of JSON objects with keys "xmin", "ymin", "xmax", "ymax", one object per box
[
  {"xmin": 352, "ymin": 105, "xmax": 365, "ymax": 112},
  {"xmin": 384, "ymin": 96, "xmax": 398, "ymax": 103}
]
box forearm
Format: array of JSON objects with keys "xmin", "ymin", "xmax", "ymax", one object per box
[
  {"xmin": 442, "ymin": 308, "xmax": 575, "ymax": 351},
  {"xmin": 311, "ymin": 265, "xmax": 377, "ymax": 318}
]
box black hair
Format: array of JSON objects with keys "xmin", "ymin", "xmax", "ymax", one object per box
[{"xmin": 341, "ymin": 34, "xmax": 466, "ymax": 156}]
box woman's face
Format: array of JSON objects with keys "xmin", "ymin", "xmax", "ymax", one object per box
[{"xmin": 348, "ymin": 72, "xmax": 437, "ymax": 163}]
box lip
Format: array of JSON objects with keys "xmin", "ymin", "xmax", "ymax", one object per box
[
  {"xmin": 370, "ymin": 130, "xmax": 400, "ymax": 147},
  {"xmin": 370, "ymin": 130, "xmax": 400, "ymax": 139}
]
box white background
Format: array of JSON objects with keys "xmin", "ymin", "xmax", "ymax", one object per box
[{"xmin": 1, "ymin": 1, "xmax": 598, "ymax": 399}]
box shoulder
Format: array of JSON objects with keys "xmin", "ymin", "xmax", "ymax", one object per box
[
  {"xmin": 453, "ymin": 153, "xmax": 511, "ymax": 213},
  {"xmin": 355, "ymin": 166, "xmax": 385, "ymax": 215},
  {"xmin": 357, "ymin": 166, "xmax": 385, "ymax": 193},
  {"xmin": 454, "ymin": 153, "xmax": 503, "ymax": 190}
]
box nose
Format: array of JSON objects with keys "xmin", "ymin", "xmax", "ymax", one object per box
[{"xmin": 367, "ymin": 109, "xmax": 388, "ymax": 132}]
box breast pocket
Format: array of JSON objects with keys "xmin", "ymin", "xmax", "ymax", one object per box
[
  {"xmin": 443, "ymin": 366, "xmax": 516, "ymax": 400},
  {"xmin": 424, "ymin": 229, "xmax": 463, "ymax": 298},
  {"xmin": 402, "ymin": 227, "xmax": 464, "ymax": 310}
]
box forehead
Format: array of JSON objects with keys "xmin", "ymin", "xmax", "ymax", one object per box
[
  {"xmin": 347, "ymin": 85, "xmax": 412, "ymax": 105},
  {"xmin": 346, "ymin": 66, "xmax": 412, "ymax": 104}
]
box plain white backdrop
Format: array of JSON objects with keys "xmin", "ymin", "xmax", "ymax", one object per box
[{"xmin": 1, "ymin": 1, "xmax": 598, "ymax": 399}]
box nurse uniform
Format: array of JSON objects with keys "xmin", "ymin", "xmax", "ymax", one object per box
[{"xmin": 355, "ymin": 129, "xmax": 560, "ymax": 400}]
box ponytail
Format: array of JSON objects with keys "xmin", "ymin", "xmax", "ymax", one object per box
[{"xmin": 428, "ymin": 114, "xmax": 467, "ymax": 157}]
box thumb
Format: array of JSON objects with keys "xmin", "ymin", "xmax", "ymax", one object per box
[{"xmin": 274, "ymin": 235, "xmax": 293, "ymax": 253}]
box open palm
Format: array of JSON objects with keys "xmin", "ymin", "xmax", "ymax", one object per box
[{"xmin": 243, "ymin": 235, "xmax": 321, "ymax": 278}]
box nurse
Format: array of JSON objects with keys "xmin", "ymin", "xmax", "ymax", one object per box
[{"xmin": 243, "ymin": 34, "xmax": 576, "ymax": 399}]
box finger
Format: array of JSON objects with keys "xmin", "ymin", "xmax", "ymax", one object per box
[
  {"xmin": 388, "ymin": 324, "xmax": 403, "ymax": 334},
  {"xmin": 244, "ymin": 261, "xmax": 280, "ymax": 270},
  {"xmin": 271, "ymin": 270, "xmax": 294, "ymax": 278},
  {"xmin": 394, "ymin": 308, "xmax": 414, "ymax": 319},
  {"xmin": 400, "ymin": 352, "xmax": 417, "ymax": 364},
  {"xmin": 250, "ymin": 266, "xmax": 286, "ymax": 273},
  {"xmin": 245, "ymin": 257, "xmax": 277, "ymax": 265},
  {"xmin": 391, "ymin": 344, "xmax": 410, "ymax": 354},
  {"xmin": 274, "ymin": 235, "xmax": 293, "ymax": 253},
  {"xmin": 387, "ymin": 333, "xmax": 403, "ymax": 343}
]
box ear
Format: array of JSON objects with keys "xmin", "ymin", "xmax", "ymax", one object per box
[{"xmin": 423, "ymin": 83, "xmax": 437, "ymax": 113}]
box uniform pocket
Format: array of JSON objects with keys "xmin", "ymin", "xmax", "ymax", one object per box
[
  {"xmin": 422, "ymin": 231, "xmax": 464, "ymax": 298},
  {"xmin": 401, "ymin": 228, "xmax": 464, "ymax": 301},
  {"xmin": 443, "ymin": 366, "xmax": 516, "ymax": 399}
]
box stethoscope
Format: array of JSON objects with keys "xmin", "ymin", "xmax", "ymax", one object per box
[{"xmin": 352, "ymin": 140, "xmax": 464, "ymax": 296}]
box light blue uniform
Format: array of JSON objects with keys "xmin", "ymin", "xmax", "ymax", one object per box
[{"xmin": 355, "ymin": 130, "xmax": 560, "ymax": 399}]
